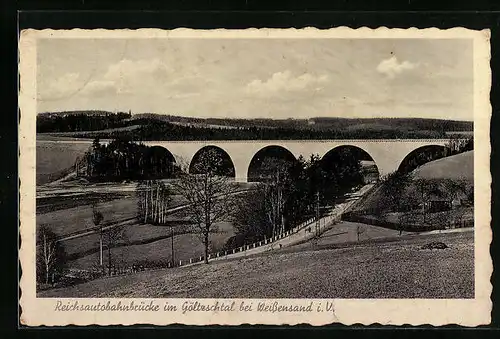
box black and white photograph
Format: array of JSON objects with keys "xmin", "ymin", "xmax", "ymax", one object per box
[{"xmin": 19, "ymin": 28, "xmax": 491, "ymax": 326}]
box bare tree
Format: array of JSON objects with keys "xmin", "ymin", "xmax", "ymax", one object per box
[
  {"xmin": 137, "ymin": 180, "xmax": 173, "ymax": 225},
  {"xmin": 91, "ymin": 204, "xmax": 104, "ymax": 268},
  {"xmin": 104, "ymin": 225, "xmax": 127, "ymax": 276},
  {"xmin": 412, "ymin": 178, "xmax": 443, "ymax": 225},
  {"xmin": 259, "ymin": 158, "xmax": 293, "ymax": 237},
  {"xmin": 173, "ymin": 149, "xmax": 237, "ymax": 264},
  {"xmin": 37, "ymin": 225, "xmax": 66, "ymax": 285},
  {"xmin": 356, "ymin": 224, "xmax": 365, "ymax": 241},
  {"xmin": 231, "ymin": 184, "xmax": 272, "ymax": 242}
]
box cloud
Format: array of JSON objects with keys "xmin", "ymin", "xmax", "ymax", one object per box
[
  {"xmin": 104, "ymin": 58, "xmax": 171, "ymax": 81},
  {"xmin": 101, "ymin": 58, "xmax": 173, "ymax": 94},
  {"xmin": 39, "ymin": 72, "xmax": 83, "ymax": 99},
  {"xmin": 246, "ymin": 70, "xmax": 329, "ymax": 95},
  {"xmin": 376, "ymin": 56, "xmax": 418, "ymax": 78},
  {"xmin": 81, "ymin": 80, "xmax": 117, "ymax": 96},
  {"xmin": 40, "ymin": 58, "xmax": 177, "ymax": 100}
]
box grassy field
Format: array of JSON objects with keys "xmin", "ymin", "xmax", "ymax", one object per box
[
  {"xmin": 349, "ymin": 151, "xmax": 474, "ymax": 217},
  {"xmin": 414, "ymin": 151, "xmax": 473, "ymax": 181},
  {"xmin": 37, "ymin": 139, "xmax": 92, "ymax": 185},
  {"xmin": 39, "ymin": 230, "xmax": 474, "ymax": 298},
  {"xmin": 68, "ymin": 221, "xmax": 235, "ymax": 269},
  {"xmin": 291, "ymin": 221, "xmax": 412, "ymax": 252},
  {"xmin": 37, "ymin": 186, "xmax": 236, "ymax": 269},
  {"xmin": 37, "ymin": 194, "xmax": 138, "ymax": 237}
]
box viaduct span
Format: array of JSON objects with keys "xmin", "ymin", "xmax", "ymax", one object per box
[{"xmin": 143, "ymin": 139, "xmax": 451, "ymax": 182}]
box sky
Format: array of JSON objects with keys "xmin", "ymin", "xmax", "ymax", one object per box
[{"xmin": 36, "ymin": 38, "xmax": 473, "ymax": 121}]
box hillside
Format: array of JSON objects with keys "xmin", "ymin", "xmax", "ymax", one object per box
[
  {"xmin": 39, "ymin": 230, "xmax": 473, "ymax": 299},
  {"xmin": 37, "ymin": 111, "xmax": 473, "ymax": 140},
  {"xmin": 350, "ymin": 150, "xmax": 474, "ymax": 215},
  {"xmin": 413, "ymin": 151, "xmax": 473, "ymax": 181}
]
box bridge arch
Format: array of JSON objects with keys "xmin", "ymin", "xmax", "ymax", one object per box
[
  {"xmin": 189, "ymin": 145, "xmax": 236, "ymax": 177},
  {"xmin": 145, "ymin": 146, "xmax": 177, "ymax": 178},
  {"xmin": 321, "ymin": 145, "xmax": 380, "ymax": 184},
  {"xmin": 247, "ymin": 145, "xmax": 297, "ymax": 182},
  {"xmin": 397, "ymin": 144, "xmax": 451, "ymax": 175}
]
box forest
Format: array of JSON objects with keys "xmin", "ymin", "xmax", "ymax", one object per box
[
  {"xmin": 76, "ymin": 138, "xmax": 178, "ymax": 181},
  {"xmin": 226, "ymin": 150, "xmax": 364, "ymax": 249},
  {"xmin": 37, "ymin": 111, "xmax": 132, "ymax": 133},
  {"xmin": 37, "ymin": 111, "xmax": 473, "ymax": 140}
]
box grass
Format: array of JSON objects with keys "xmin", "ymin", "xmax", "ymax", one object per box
[
  {"xmin": 36, "ymin": 176, "xmax": 253, "ymax": 273},
  {"xmin": 38, "ymin": 191, "xmax": 235, "ymax": 265},
  {"xmin": 37, "ymin": 139, "xmax": 91, "ymax": 185},
  {"xmin": 414, "ymin": 151, "xmax": 474, "ymax": 181},
  {"xmin": 291, "ymin": 221, "xmax": 412, "ymax": 252},
  {"xmin": 37, "ymin": 195, "xmax": 138, "ymax": 237},
  {"xmin": 350, "ymin": 151, "xmax": 474, "ymax": 216},
  {"xmin": 39, "ymin": 230, "xmax": 474, "ymax": 299},
  {"xmin": 68, "ymin": 221, "xmax": 235, "ymax": 270}
]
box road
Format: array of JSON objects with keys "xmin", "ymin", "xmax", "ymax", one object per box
[{"xmin": 184, "ymin": 184, "xmax": 376, "ymax": 266}]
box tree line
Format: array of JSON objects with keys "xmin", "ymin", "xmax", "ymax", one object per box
[
  {"xmin": 73, "ymin": 120, "xmax": 456, "ymax": 141},
  {"xmin": 37, "ymin": 111, "xmax": 132, "ymax": 133},
  {"xmin": 346, "ymin": 170, "xmax": 474, "ymax": 233},
  {"xmin": 77, "ymin": 138, "xmax": 178, "ymax": 182},
  {"xmin": 38, "ymin": 110, "xmax": 474, "ymax": 140},
  {"xmin": 228, "ymin": 150, "xmax": 364, "ymax": 249}
]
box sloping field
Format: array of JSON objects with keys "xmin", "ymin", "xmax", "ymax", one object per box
[
  {"xmin": 414, "ymin": 151, "xmax": 473, "ymax": 181},
  {"xmin": 37, "ymin": 140, "xmax": 91, "ymax": 185},
  {"xmin": 39, "ymin": 231, "xmax": 473, "ymax": 299},
  {"xmin": 291, "ymin": 221, "xmax": 411, "ymax": 252},
  {"xmin": 350, "ymin": 151, "xmax": 474, "ymax": 214},
  {"xmin": 68, "ymin": 221, "xmax": 235, "ymax": 270},
  {"xmin": 37, "ymin": 194, "xmax": 138, "ymax": 237}
]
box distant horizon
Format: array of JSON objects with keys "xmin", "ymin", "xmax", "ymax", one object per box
[{"xmin": 37, "ymin": 110, "xmax": 474, "ymax": 123}]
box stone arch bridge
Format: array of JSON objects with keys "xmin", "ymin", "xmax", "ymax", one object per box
[{"xmin": 143, "ymin": 139, "xmax": 451, "ymax": 182}]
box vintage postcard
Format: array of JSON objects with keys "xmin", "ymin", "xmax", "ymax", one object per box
[{"xmin": 19, "ymin": 27, "xmax": 492, "ymax": 326}]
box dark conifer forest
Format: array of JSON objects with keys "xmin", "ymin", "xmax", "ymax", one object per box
[{"xmin": 37, "ymin": 111, "xmax": 473, "ymax": 140}]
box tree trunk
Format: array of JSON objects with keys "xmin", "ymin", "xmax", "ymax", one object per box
[
  {"xmin": 144, "ymin": 182, "xmax": 149, "ymax": 223},
  {"xmin": 155, "ymin": 183, "xmax": 160, "ymax": 223},
  {"xmin": 99, "ymin": 229, "xmax": 103, "ymax": 266},
  {"xmin": 204, "ymin": 232, "xmax": 209, "ymax": 264},
  {"xmin": 45, "ymin": 263, "xmax": 50, "ymax": 285},
  {"xmin": 171, "ymin": 226, "xmax": 175, "ymax": 266},
  {"xmin": 108, "ymin": 232, "xmax": 112, "ymax": 276}
]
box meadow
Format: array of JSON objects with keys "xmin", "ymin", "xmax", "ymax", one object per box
[
  {"xmin": 39, "ymin": 230, "xmax": 474, "ymax": 299},
  {"xmin": 36, "ymin": 139, "xmax": 92, "ymax": 185}
]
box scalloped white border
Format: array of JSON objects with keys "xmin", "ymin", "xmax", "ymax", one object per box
[{"xmin": 19, "ymin": 27, "xmax": 492, "ymax": 327}]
